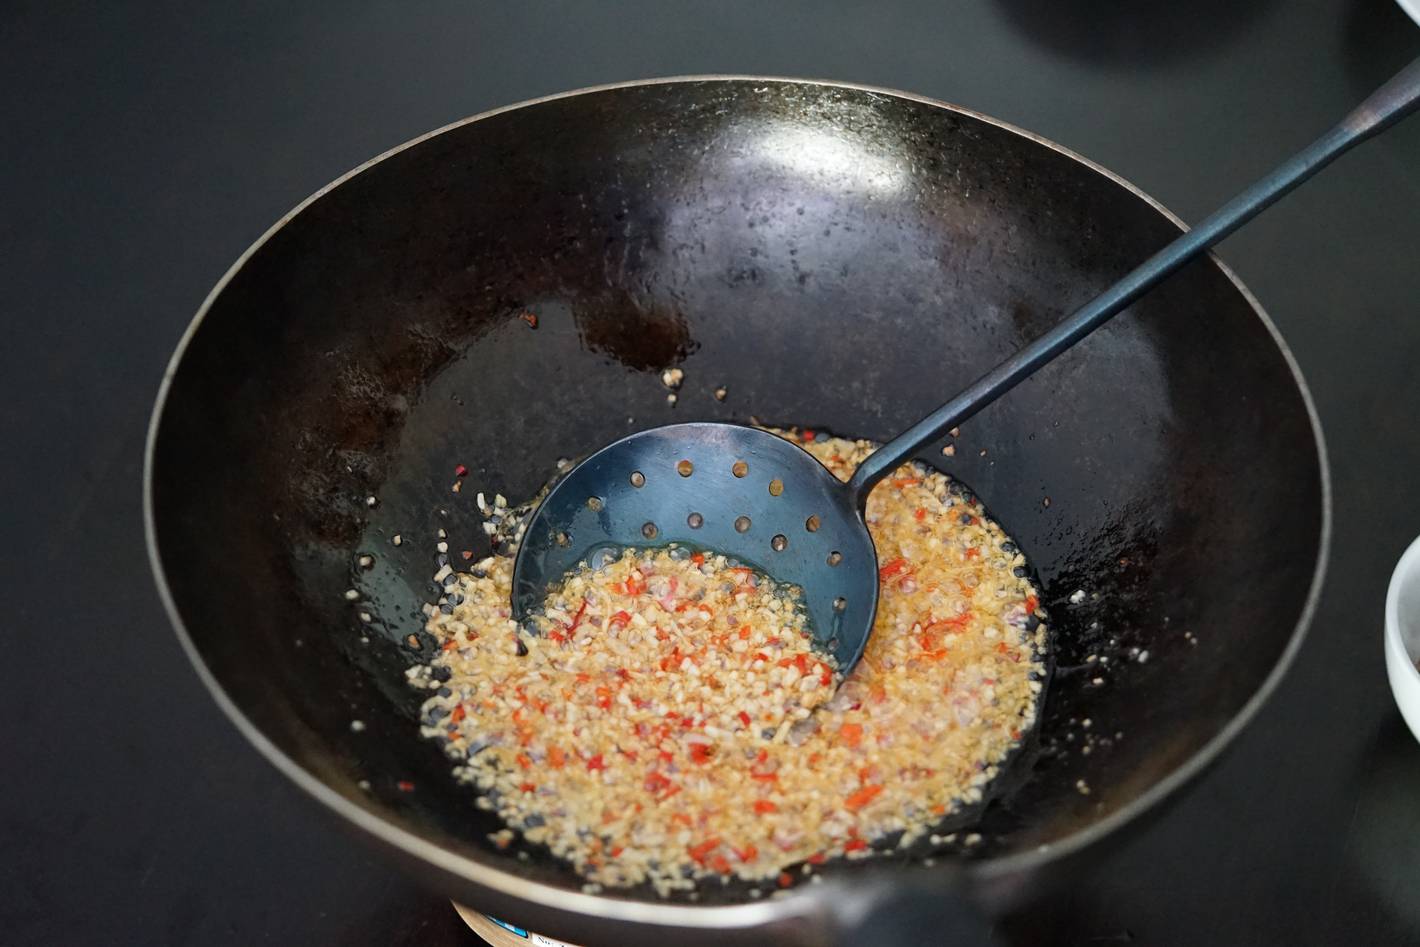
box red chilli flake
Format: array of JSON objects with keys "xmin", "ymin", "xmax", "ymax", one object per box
[
  {"xmin": 586, "ymin": 754, "xmax": 607, "ymax": 771},
  {"xmin": 454, "ymin": 464, "xmax": 469, "ymax": 477},
  {"xmin": 566, "ymin": 600, "xmax": 589, "ymax": 635},
  {"xmin": 688, "ymin": 838, "xmax": 722, "ymax": 863},
  {"xmin": 519, "ymin": 311, "xmax": 538, "ymax": 328},
  {"xmin": 396, "ymin": 780, "xmax": 415, "ymax": 792},
  {"xmin": 844, "ymin": 784, "xmax": 884, "ymax": 811},
  {"xmin": 878, "ymin": 557, "xmax": 911, "ymax": 580}
]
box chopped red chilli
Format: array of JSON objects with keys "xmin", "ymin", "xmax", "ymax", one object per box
[{"xmin": 409, "ymin": 430, "xmax": 1046, "ymax": 896}]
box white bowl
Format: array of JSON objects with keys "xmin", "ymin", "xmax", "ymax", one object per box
[{"xmin": 1385, "ymin": 535, "xmax": 1420, "ymax": 744}]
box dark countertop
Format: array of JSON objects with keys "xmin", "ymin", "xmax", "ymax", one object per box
[{"xmin": 4, "ymin": 1, "xmax": 1419, "ymax": 944}]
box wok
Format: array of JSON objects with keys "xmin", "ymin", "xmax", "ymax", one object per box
[{"xmin": 146, "ymin": 78, "xmax": 1328, "ymax": 945}]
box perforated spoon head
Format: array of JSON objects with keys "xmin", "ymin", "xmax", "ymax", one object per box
[{"xmin": 511, "ymin": 423, "xmax": 880, "ymax": 672}]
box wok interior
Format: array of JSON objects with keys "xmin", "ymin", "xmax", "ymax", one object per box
[{"xmin": 150, "ymin": 80, "xmax": 1323, "ymax": 905}]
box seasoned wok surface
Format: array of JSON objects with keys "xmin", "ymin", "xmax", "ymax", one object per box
[{"xmin": 148, "ymin": 79, "xmax": 1323, "ymax": 914}]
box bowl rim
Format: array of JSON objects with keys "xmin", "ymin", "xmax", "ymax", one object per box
[
  {"xmin": 143, "ymin": 74, "xmax": 1333, "ymax": 929},
  {"xmin": 1386, "ymin": 535, "xmax": 1420, "ymax": 684}
]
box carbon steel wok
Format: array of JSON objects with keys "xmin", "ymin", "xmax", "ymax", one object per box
[{"xmin": 145, "ymin": 78, "xmax": 1328, "ymax": 946}]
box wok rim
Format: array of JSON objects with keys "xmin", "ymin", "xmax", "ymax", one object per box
[{"xmin": 143, "ymin": 74, "xmax": 1332, "ymax": 930}]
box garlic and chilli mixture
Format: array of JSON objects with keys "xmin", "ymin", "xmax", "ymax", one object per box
[{"xmin": 406, "ymin": 430, "xmax": 1046, "ymax": 896}]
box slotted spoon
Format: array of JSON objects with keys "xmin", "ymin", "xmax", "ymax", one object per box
[{"xmin": 513, "ymin": 57, "xmax": 1420, "ymax": 673}]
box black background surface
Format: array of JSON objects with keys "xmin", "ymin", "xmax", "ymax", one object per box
[{"xmin": 4, "ymin": 1, "xmax": 1420, "ymax": 944}]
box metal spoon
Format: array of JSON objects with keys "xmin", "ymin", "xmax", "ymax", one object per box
[{"xmin": 513, "ymin": 57, "xmax": 1420, "ymax": 673}]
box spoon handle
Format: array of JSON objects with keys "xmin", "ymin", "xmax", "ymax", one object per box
[{"xmin": 847, "ymin": 56, "xmax": 1420, "ymax": 506}]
